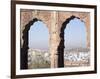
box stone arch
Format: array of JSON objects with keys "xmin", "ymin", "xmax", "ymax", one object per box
[
  {"xmin": 20, "ymin": 10, "xmax": 51, "ymax": 48},
  {"xmin": 21, "ymin": 18, "xmax": 49, "ymax": 69},
  {"xmin": 57, "ymin": 15, "xmax": 86, "ymax": 67},
  {"xmin": 58, "ymin": 12, "xmax": 90, "ymax": 49}
]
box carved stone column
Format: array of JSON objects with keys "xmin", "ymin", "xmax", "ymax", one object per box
[{"xmin": 50, "ymin": 11, "xmax": 59, "ymax": 68}]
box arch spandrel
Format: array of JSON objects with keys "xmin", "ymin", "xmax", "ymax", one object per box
[
  {"xmin": 32, "ymin": 10, "xmax": 51, "ymax": 32},
  {"xmin": 58, "ymin": 11, "xmax": 90, "ymax": 27},
  {"xmin": 20, "ymin": 10, "xmax": 33, "ymax": 29}
]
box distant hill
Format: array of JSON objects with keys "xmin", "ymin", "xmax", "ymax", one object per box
[{"xmin": 64, "ymin": 47, "xmax": 90, "ymax": 52}]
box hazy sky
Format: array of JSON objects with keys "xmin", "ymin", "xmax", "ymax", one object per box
[
  {"xmin": 29, "ymin": 21, "xmax": 49, "ymax": 50},
  {"xmin": 65, "ymin": 18, "xmax": 86, "ymax": 49},
  {"xmin": 29, "ymin": 18, "xmax": 86, "ymax": 50}
]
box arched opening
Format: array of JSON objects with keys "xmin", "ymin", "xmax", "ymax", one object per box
[
  {"xmin": 21, "ymin": 18, "xmax": 50, "ymax": 69},
  {"xmin": 65, "ymin": 18, "xmax": 86, "ymax": 50},
  {"xmin": 28, "ymin": 21, "xmax": 50, "ymax": 69},
  {"xmin": 57, "ymin": 15, "xmax": 90, "ymax": 67},
  {"xmin": 64, "ymin": 18, "xmax": 89, "ymax": 67},
  {"xmin": 21, "ymin": 18, "xmax": 38, "ymax": 69}
]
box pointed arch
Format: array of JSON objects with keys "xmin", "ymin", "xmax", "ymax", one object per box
[
  {"xmin": 57, "ymin": 15, "xmax": 86, "ymax": 67},
  {"xmin": 64, "ymin": 18, "xmax": 86, "ymax": 49},
  {"xmin": 21, "ymin": 18, "xmax": 49, "ymax": 69}
]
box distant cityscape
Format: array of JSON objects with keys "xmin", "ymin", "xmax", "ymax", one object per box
[{"xmin": 28, "ymin": 48, "xmax": 90, "ymax": 69}]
